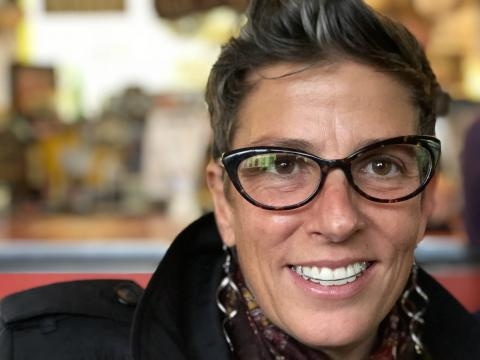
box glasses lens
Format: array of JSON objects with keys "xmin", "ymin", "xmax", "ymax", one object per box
[
  {"xmin": 237, "ymin": 152, "xmax": 320, "ymax": 208},
  {"xmin": 350, "ymin": 143, "xmax": 433, "ymax": 201}
]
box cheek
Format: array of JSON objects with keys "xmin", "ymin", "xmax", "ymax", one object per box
[
  {"xmin": 234, "ymin": 206, "xmax": 299, "ymax": 251},
  {"xmin": 371, "ymin": 201, "xmax": 425, "ymax": 254},
  {"xmin": 230, "ymin": 188, "xmax": 301, "ymax": 244},
  {"xmin": 230, "ymin": 201, "xmax": 301, "ymax": 279}
]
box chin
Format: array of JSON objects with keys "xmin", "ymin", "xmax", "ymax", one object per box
[{"xmin": 277, "ymin": 308, "xmax": 379, "ymax": 353}]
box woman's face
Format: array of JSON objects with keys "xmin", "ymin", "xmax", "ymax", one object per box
[{"xmin": 208, "ymin": 61, "xmax": 435, "ymax": 358}]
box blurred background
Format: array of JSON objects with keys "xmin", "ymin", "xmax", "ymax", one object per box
[
  {"xmin": 0, "ymin": 0, "xmax": 246, "ymax": 246},
  {"xmin": 0, "ymin": 0, "xmax": 480, "ymax": 307}
]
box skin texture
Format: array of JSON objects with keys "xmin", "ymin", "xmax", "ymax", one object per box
[{"xmin": 207, "ymin": 61, "xmax": 436, "ymax": 360}]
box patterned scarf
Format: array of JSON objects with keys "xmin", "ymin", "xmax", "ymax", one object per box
[{"xmin": 220, "ymin": 268, "xmax": 424, "ymax": 360}]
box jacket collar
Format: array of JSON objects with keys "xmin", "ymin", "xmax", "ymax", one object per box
[{"xmin": 131, "ymin": 213, "xmax": 230, "ymax": 360}]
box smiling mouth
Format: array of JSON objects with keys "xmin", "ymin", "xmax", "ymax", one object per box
[{"xmin": 290, "ymin": 261, "xmax": 370, "ymax": 286}]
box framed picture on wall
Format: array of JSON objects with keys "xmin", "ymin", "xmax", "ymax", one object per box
[{"xmin": 10, "ymin": 63, "xmax": 56, "ymax": 118}]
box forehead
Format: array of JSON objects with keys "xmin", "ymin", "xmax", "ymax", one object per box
[{"xmin": 234, "ymin": 61, "xmax": 418, "ymax": 156}]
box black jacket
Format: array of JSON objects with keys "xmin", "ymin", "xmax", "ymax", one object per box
[
  {"xmin": 0, "ymin": 279, "xmax": 143, "ymax": 360},
  {"xmin": 131, "ymin": 213, "xmax": 480, "ymax": 360}
]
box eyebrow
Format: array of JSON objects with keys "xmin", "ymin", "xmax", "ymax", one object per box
[
  {"xmin": 245, "ymin": 136, "xmax": 394, "ymax": 155},
  {"xmin": 246, "ymin": 138, "xmax": 316, "ymax": 153},
  {"xmin": 354, "ymin": 137, "xmax": 391, "ymax": 150}
]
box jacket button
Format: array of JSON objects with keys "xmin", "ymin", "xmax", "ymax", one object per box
[{"xmin": 114, "ymin": 282, "xmax": 143, "ymax": 306}]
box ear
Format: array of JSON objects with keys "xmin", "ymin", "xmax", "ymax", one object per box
[
  {"xmin": 206, "ymin": 160, "xmax": 237, "ymax": 247},
  {"xmin": 416, "ymin": 173, "xmax": 438, "ymax": 245},
  {"xmin": 422, "ymin": 173, "xmax": 438, "ymax": 218}
]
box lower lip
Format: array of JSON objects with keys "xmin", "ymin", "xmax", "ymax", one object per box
[{"xmin": 289, "ymin": 263, "xmax": 376, "ymax": 299}]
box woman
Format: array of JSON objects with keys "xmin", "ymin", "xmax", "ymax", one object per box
[{"xmin": 131, "ymin": 0, "xmax": 480, "ymax": 359}]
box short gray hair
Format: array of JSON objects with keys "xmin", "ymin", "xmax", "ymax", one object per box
[{"xmin": 206, "ymin": 0, "xmax": 444, "ymax": 158}]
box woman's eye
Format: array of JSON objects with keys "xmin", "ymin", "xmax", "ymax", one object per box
[
  {"xmin": 240, "ymin": 153, "xmax": 311, "ymax": 177},
  {"xmin": 274, "ymin": 157, "xmax": 296, "ymax": 174},
  {"xmin": 271, "ymin": 155, "xmax": 308, "ymax": 175},
  {"xmin": 364, "ymin": 157, "xmax": 400, "ymax": 177}
]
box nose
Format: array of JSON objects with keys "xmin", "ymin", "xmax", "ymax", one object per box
[{"xmin": 304, "ymin": 170, "xmax": 363, "ymax": 243}]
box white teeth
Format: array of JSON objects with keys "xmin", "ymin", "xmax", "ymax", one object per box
[
  {"xmin": 320, "ymin": 267, "xmax": 332, "ymax": 279},
  {"xmin": 293, "ymin": 262, "xmax": 368, "ymax": 287},
  {"xmin": 302, "ymin": 266, "xmax": 312, "ymax": 277},
  {"xmin": 333, "ymin": 267, "xmax": 346, "ymax": 279},
  {"xmin": 346, "ymin": 264, "xmax": 355, "ymax": 277},
  {"xmin": 310, "ymin": 266, "xmax": 320, "ymax": 278}
]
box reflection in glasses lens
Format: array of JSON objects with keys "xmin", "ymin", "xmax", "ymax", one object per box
[{"xmin": 221, "ymin": 136, "xmax": 441, "ymax": 210}]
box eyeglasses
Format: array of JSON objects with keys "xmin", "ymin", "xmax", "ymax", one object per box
[{"xmin": 220, "ymin": 135, "xmax": 441, "ymax": 210}]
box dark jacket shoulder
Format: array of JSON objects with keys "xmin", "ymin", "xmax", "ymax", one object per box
[
  {"xmin": 0, "ymin": 279, "xmax": 143, "ymax": 360},
  {"xmin": 419, "ymin": 267, "xmax": 480, "ymax": 359},
  {"xmin": 131, "ymin": 213, "xmax": 230, "ymax": 360}
]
